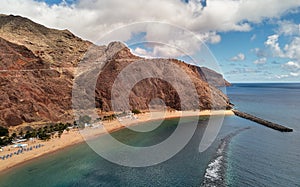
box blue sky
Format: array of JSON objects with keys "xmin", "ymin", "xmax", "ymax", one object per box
[
  {"xmin": 208, "ymin": 12, "xmax": 300, "ymax": 82},
  {"xmin": 36, "ymin": 0, "xmax": 76, "ymax": 5},
  {"xmin": 1, "ymin": 0, "xmax": 300, "ymax": 82},
  {"xmin": 127, "ymin": 4, "xmax": 300, "ymax": 83}
]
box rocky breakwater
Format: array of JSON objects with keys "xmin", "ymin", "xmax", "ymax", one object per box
[{"xmin": 232, "ymin": 110, "xmax": 293, "ymax": 132}]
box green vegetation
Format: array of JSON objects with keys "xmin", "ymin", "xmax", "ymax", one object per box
[
  {"xmin": 11, "ymin": 132, "xmax": 17, "ymax": 138},
  {"xmin": 79, "ymin": 115, "xmax": 92, "ymax": 124},
  {"xmin": 76, "ymin": 115, "xmax": 92, "ymax": 128},
  {"xmin": 0, "ymin": 126, "xmax": 9, "ymax": 137},
  {"xmin": 0, "ymin": 116, "xmax": 96, "ymax": 147},
  {"xmin": 0, "ymin": 136, "xmax": 13, "ymax": 146},
  {"xmin": 102, "ymin": 114, "xmax": 116, "ymax": 121},
  {"xmin": 0, "ymin": 122, "xmax": 74, "ymax": 146},
  {"xmin": 132, "ymin": 109, "xmax": 141, "ymax": 114},
  {"xmin": 33, "ymin": 122, "xmax": 71, "ymax": 140},
  {"xmin": 0, "ymin": 126, "xmax": 10, "ymax": 146}
]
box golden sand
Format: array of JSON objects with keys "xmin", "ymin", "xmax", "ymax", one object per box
[{"xmin": 0, "ymin": 110, "xmax": 234, "ymax": 172}]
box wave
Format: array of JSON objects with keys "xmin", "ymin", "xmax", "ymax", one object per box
[{"xmin": 201, "ymin": 127, "xmax": 251, "ymax": 187}]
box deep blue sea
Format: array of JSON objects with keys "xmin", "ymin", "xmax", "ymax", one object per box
[
  {"xmin": 0, "ymin": 83, "xmax": 299, "ymax": 187},
  {"xmin": 224, "ymin": 83, "xmax": 300, "ymax": 187}
]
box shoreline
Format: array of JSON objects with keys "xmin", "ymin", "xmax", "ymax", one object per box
[{"xmin": 0, "ymin": 110, "xmax": 234, "ymax": 173}]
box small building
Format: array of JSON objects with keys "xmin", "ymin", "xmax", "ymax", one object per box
[
  {"xmin": 12, "ymin": 144, "xmax": 28, "ymax": 148},
  {"xmin": 84, "ymin": 123, "xmax": 91, "ymax": 127},
  {"xmin": 12, "ymin": 139, "xmax": 27, "ymax": 144}
]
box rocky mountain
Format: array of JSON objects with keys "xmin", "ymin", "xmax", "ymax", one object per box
[
  {"xmin": 0, "ymin": 14, "xmax": 91, "ymax": 68},
  {"xmin": 0, "ymin": 37, "xmax": 73, "ymax": 126},
  {"xmin": 200, "ymin": 67, "xmax": 231, "ymax": 87},
  {"xmin": 0, "ymin": 14, "xmax": 231, "ymax": 127},
  {"xmin": 92, "ymin": 45, "xmax": 230, "ymax": 111}
]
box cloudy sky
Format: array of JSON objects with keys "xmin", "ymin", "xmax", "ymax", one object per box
[{"xmin": 1, "ymin": 0, "xmax": 300, "ymax": 82}]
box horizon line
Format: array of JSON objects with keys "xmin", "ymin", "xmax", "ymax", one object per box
[{"xmin": 229, "ymin": 81, "xmax": 300, "ymax": 84}]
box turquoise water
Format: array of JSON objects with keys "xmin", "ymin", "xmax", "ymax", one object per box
[
  {"xmin": 0, "ymin": 83, "xmax": 299, "ymax": 186},
  {"xmin": 0, "ymin": 117, "xmax": 230, "ymax": 186},
  {"xmin": 0, "ymin": 117, "xmax": 243, "ymax": 187}
]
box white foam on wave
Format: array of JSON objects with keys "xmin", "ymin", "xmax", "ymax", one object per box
[
  {"xmin": 202, "ymin": 127, "xmax": 251, "ymax": 186},
  {"xmin": 204, "ymin": 156, "xmax": 223, "ymax": 181},
  {"xmin": 202, "ymin": 141, "xmax": 226, "ymax": 185}
]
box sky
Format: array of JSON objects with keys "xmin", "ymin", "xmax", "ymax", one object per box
[{"xmin": 1, "ymin": 0, "xmax": 300, "ymax": 82}]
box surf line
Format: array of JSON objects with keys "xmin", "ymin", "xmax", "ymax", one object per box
[
  {"xmin": 232, "ymin": 110, "xmax": 293, "ymax": 132},
  {"xmin": 201, "ymin": 127, "xmax": 251, "ymax": 187}
]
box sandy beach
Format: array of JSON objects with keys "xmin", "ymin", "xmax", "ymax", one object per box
[{"xmin": 0, "ymin": 110, "xmax": 234, "ymax": 173}]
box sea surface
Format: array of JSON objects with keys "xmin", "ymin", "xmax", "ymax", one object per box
[
  {"xmin": 0, "ymin": 83, "xmax": 299, "ymax": 187},
  {"xmin": 224, "ymin": 83, "xmax": 300, "ymax": 187}
]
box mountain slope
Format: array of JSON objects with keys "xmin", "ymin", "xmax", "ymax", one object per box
[
  {"xmin": 0, "ymin": 15, "xmax": 231, "ymax": 127},
  {"xmin": 0, "ymin": 37, "xmax": 73, "ymax": 126},
  {"xmin": 93, "ymin": 45, "xmax": 229, "ymax": 111},
  {"xmin": 200, "ymin": 67, "xmax": 231, "ymax": 87},
  {"xmin": 0, "ymin": 14, "xmax": 91, "ymax": 68}
]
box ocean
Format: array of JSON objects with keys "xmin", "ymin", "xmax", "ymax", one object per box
[
  {"xmin": 224, "ymin": 83, "xmax": 300, "ymax": 186},
  {"xmin": 0, "ymin": 83, "xmax": 299, "ymax": 186}
]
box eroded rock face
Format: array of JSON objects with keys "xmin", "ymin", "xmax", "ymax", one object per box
[
  {"xmin": 0, "ymin": 14, "xmax": 91, "ymax": 68},
  {"xmin": 0, "ymin": 15, "xmax": 231, "ymax": 127},
  {"xmin": 94, "ymin": 53, "xmax": 230, "ymax": 112},
  {"xmin": 0, "ymin": 37, "xmax": 74, "ymax": 126},
  {"xmin": 200, "ymin": 67, "xmax": 231, "ymax": 87}
]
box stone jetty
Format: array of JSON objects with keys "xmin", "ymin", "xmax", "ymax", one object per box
[{"xmin": 232, "ymin": 110, "xmax": 293, "ymax": 132}]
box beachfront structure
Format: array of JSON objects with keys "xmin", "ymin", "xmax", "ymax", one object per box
[
  {"xmin": 12, "ymin": 139, "xmax": 27, "ymax": 144},
  {"xmin": 12, "ymin": 144, "xmax": 28, "ymax": 148},
  {"xmin": 116, "ymin": 111, "xmax": 138, "ymax": 121},
  {"xmin": 84, "ymin": 123, "xmax": 91, "ymax": 127}
]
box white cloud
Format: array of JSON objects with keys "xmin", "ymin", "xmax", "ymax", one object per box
[
  {"xmin": 265, "ymin": 34, "xmax": 300, "ymax": 65},
  {"xmin": 230, "ymin": 53, "xmax": 245, "ymax": 62},
  {"xmin": 265, "ymin": 20, "xmax": 300, "ymax": 62},
  {"xmin": 1, "ymin": 0, "xmax": 299, "ymax": 43},
  {"xmin": 152, "ymin": 45, "xmax": 184, "ymax": 58},
  {"xmin": 263, "ymin": 29, "xmax": 300, "ymax": 80},
  {"xmin": 1, "ymin": 0, "xmax": 300, "ymax": 60},
  {"xmin": 284, "ymin": 37, "xmax": 300, "ymax": 60},
  {"xmin": 276, "ymin": 74, "xmax": 289, "ymax": 79},
  {"xmin": 277, "ymin": 20, "xmax": 300, "ymax": 36},
  {"xmin": 233, "ymin": 0, "xmax": 300, "ymax": 23},
  {"xmin": 254, "ymin": 57, "xmax": 267, "ymax": 65},
  {"xmin": 131, "ymin": 47, "xmax": 152, "ymax": 58},
  {"xmin": 275, "ymin": 71, "xmax": 300, "ymax": 79},
  {"xmin": 264, "ymin": 20, "xmax": 300, "ymax": 80},
  {"xmin": 264, "ymin": 34, "xmax": 285, "ymax": 57},
  {"xmin": 283, "ymin": 61, "xmax": 300, "ymax": 70},
  {"xmin": 281, "ymin": 61, "xmax": 300, "ymax": 78},
  {"xmin": 132, "ymin": 45, "xmax": 185, "ymax": 58},
  {"xmin": 290, "ymin": 72, "xmax": 300, "ymax": 77}
]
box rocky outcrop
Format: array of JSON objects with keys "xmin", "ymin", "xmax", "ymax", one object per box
[
  {"xmin": 199, "ymin": 67, "xmax": 231, "ymax": 87},
  {"xmin": 0, "ymin": 37, "xmax": 73, "ymax": 126},
  {"xmin": 0, "ymin": 14, "xmax": 231, "ymax": 127},
  {"xmin": 0, "ymin": 14, "xmax": 91, "ymax": 68},
  {"xmin": 93, "ymin": 48, "xmax": 230, "ymax": 111}
]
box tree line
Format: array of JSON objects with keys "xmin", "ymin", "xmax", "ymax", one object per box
[{"xmin": 0, "ymin": 122, "xmax": 72, "ymax": 147}]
